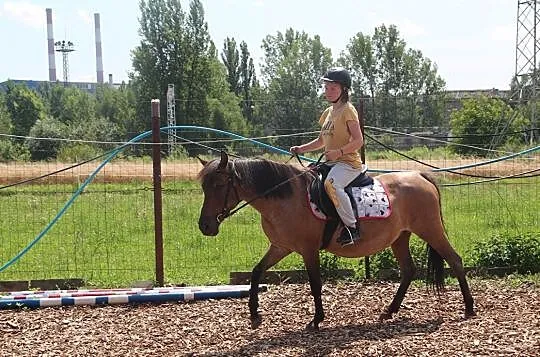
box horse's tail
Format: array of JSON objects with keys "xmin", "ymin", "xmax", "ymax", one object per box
[
  {"xmin": 420, "ymin": 172, "xmax": 446, "ymax": 294},
  {"xmin": 426, "ymin": 245, "xmax": 445, "ymax": 294}
]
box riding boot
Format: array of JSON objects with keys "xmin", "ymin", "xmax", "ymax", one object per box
[{"xmin": 337, "ymin": 225, "xmax": 360, "ymax": 247}]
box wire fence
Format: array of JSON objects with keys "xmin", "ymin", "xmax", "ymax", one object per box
[{"xmin": 0, "ymin": 126, "xmax": 538, "ymax": 287}]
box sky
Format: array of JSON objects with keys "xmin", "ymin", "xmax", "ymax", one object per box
[{"xmin": 0, "ymin": 0, "xmax": 518, "ymax": 90}]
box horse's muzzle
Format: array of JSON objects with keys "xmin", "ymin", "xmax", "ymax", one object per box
[{"xmin": 198, "ymin": 216, "xmax": 219, "ymax": 236}]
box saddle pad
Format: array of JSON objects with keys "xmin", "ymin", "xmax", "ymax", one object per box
[{"xmin": 307, "ymin": 179, "xmax": 392, "ymax": 221}]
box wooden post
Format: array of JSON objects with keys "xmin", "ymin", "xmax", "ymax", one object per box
[
  {"xmin": 151, "ymin": 99, "xmax": 164, "ymax": 286},
  {"xmin": 358, "ymin": 97, "xmax": 371, "ymax": 280}
]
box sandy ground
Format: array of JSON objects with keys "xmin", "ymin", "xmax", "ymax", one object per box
[
  {"xmin": 0, "ymin": 157, "xmax": 538, "ymax": 185},
  {"xmin": 0, "ymin": 280, "xmax": 538, "ymax": 356}
]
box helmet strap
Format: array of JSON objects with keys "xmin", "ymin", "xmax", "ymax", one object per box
[{"xmin": 331, "ymin": 87, "xmax": 346, "ymax": 103}]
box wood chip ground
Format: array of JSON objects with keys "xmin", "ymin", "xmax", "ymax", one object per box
[{"xmin": 1, "ymin": 280, "xmax": 538, "ymax": 356}]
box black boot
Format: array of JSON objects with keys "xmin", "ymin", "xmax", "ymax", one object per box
[{"xmin": 337, "ymin": 225, "xmax": 360, "ymax": 247}]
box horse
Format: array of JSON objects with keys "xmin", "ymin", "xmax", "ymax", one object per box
[{"xmin": 197, "ymin": 151, "xmax": 475, "ymax": 330}]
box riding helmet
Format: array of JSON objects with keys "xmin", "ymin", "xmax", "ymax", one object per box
[{"xmin": 321, "ymin": 67, "xmax": 352, "ymax": 89}]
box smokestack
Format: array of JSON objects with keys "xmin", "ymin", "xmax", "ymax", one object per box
[
  {"xmin": 94, "ymin": 13, "xmax": 104, "ymax": 84},
  {"xmin": 108, "ymin": 73, "xmax": 113, "ymax": 86},
  {"xmin": 46, "ymin": 8, "xmax": 56, "ymax": 82}
]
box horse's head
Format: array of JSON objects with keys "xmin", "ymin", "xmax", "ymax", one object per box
[{"xmin": 197, "ymin": 151, "xmax": 241, "ymax": 236}]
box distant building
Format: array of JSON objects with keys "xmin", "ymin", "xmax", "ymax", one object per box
[
  {"xmin": 444, "ymin": 88, "xmax": 512, "ymax": 114},
  {"xmin": 0, "ymin": 78, "xmax": 123, "ymax": 94}
]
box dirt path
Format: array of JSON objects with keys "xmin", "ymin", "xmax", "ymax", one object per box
[
  {"xmin": 1, "ymin": 280, "xmax": 538, "ymax": 356},
  {"xmin": 1, "ymin": 157, "xmax": 537, "ymax": 185}
]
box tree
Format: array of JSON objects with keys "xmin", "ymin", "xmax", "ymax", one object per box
[
  {"xmin": 26, "ymin": 116, "xmax": 68, "ymax": 160},
  {"xmin": 220, "ymin": 38, "xmax": 257, "ymax": 124},
  {"xmin": 340, "ymin": 25, "xmax": 446, "ymax": 128},
  {"xmin": 221, "ymin": 37, "xmax": 241, "ymax": 95},
  {"xmin": 4, "ymin": 82, "xmax": 46, "ymax": 137},
  {"xmin": 95, "ymin": 84, "xmax": 137, "ymax": 138},
  {"xmin": 259, "ymin": 28, "xmax": 333, "ymax": 147},
  {"xmin": 449, "ymin": 96, "xmax": 529, "ymax": 156},
  {"xmin": 132, "ymin": 0, "xmax": 220, "ymax": 151},
  {"xmin": 0, "ymin": 92, "xmax": 12, "ymax": 134},
  {"xmin": 239, "ymin": 41, "xmax": 257, "ymax": 123}
]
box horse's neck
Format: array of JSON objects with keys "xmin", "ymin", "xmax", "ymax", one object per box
[{"xmin": 239, "ymin": 181, "xmax": 305, "ymax": 219}]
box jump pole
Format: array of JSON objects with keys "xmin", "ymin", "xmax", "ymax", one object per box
[{"xmin": 0, "ymin": 285, "xmax": 263, "ymax": 309}]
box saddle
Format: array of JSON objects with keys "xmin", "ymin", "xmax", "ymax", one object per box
[{"xmin": 308, "ymin": 163, "xmax": 373, "ymax": 249}]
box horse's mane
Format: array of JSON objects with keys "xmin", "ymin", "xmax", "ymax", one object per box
[{"xmin": 199, "ymin": 158, "xmax": 310, "ymax": 199}]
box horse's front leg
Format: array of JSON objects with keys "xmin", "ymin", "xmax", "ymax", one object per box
[
  {"xmin": 249, "ymin": 244, "xmax": 290, "ymax": 329},
  {"xmin": 302, "ymin": 250, "xmax": 324, "ymax": 330}
]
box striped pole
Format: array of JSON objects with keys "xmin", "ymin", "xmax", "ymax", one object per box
[
  {"xmin": 0, "ymin": 285, "xmax": 260, "ymax": 309},
  {"xmin": 94, "ymin": 13, "xmax": 104, "ymax": 84},
  {"xmin": 46, "ymin": 8, "xmax": 56, "ymax": 82}
]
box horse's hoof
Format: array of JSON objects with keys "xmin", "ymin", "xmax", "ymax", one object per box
[
  {"xmin": 250, "ymin": 314, "xmax": 262, "ymax": 329},
  {"xmin": 379, "ymin": 312, "xmax": 392, "ymax": 321},
  {"xmin": 465, "ymin": 310, "xmax": 477, "ymax": 319},
  {"xmin": 305, "ymin": 320, "xmax": 319, "ymax": 331}
]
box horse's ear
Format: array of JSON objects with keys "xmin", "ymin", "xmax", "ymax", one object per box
[
  {"xmin": 218, "ymin": 151, "xmax": 228, "ymax": 170},
  {"xmin": 197, "ymin": 156, "xmax": 208, "ymax": 166}
]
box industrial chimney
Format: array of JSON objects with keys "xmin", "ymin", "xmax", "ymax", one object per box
[
  {"xmin": 46, "ymin": 8, "xmax": 57, "ymax": 82},
  {"xmin": 94, "ymin": 13, "xmax": 104, "ymax": 84}
]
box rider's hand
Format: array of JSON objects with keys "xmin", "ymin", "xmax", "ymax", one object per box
[
  {"xmin": 290, "ymin": 146, "xmax": 302, "ymax": 155},
  {"xmin": 325, "ymin": 149, "xmax": 342, "ymax": 161}
]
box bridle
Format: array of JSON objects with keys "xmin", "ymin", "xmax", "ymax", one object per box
[
  {"xmin": 214, "ymin": 163, "xmax": 241, "ymax": 223},
  {"xmin": 211, "ymin": 156, "xmax": 324, "ymax": 224}
]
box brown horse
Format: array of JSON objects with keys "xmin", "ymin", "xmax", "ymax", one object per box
[{"xmin": 197, "ymin": 152, "xmax": 475, "ymax": 330}]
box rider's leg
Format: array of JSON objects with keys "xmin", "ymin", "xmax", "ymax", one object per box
[{"xmin": 324, "ymin": 162, "xmax": 362, "ymax": 245}]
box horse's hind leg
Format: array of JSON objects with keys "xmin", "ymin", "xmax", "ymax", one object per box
[
  {"xmin": 429, "ymin": 239, "xmax": 476, "ymax": 318},
  {"xmin": 249, "ymin": 244, "xmax": 291, "ymax": 328},
  {"xmin": 380, "ymin": 231, "xmax": 415, "ymax": 320}
]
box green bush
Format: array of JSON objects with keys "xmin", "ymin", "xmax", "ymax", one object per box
[
  {"xmin": 57, "ymin": 143, "xmax": 104, "ymax": 162},
  {"xmin": 0, "ymin": 140, "xmax": 30, "ymax": 162},
  {"xmin": 471, "ymin": 232, "xmax": 540, "ymax": 274}
]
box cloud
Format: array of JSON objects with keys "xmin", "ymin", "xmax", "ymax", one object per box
[
  {"xmin": 2, "ymin": 1, "xmax": 44, "ymax": 29},
  {"xmin": 77, "ymin": 10, "xmax": 93, "ymax": 26}
]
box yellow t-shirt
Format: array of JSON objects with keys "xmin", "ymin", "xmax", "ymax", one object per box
[{"xmin": 319, "ymin": 102, "xmax": 362, "ymax": 169}]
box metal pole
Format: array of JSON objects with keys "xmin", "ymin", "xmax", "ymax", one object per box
[{"xmin": 151, "ymin": 99, "xmax": 164, "ymax": 286}]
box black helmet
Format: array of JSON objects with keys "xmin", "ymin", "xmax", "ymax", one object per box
[{"xmin": 321, "ymin": 67, "xmax": 352, "ymax": 89}]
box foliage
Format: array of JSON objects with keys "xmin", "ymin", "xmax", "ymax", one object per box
[
  {"xmin": 471, "ymin": 232, "xmax": 540, "ymax": 274},
  {"xmin": 95, "ymin": 85, "xmax": 137, "ymax": 138},
  {"xmin": 259, "ymin": 28, "xmax": 332, "ymax": 147},
  {"xmin": 221, "ymin": 37, "xmax": 241, "ymax": 94},
  {"xmin": 4, "ymin": 82, "xmax": 46, "ymax": 137},
  {"xmin": 0, "ymin": 92, "xmax": 12, "ymax": 134},
  {"xmin": 0, "ymin": 140, "xmax": 30, "ymax": 162},
  {"xmin": 449, "ymin": 96, "xmax": 529, "ymax": 156},
  {"xmin": 370, "ymin": 238, "xmax": 427, "ymax": 276},
  {"xmin": 340, "ymin": 25, "xmax": 446, "ymax": 128},
  {"xmin": 131, "ymin": 0, "xmax": 216, "ymax": 134},
  {"xmin": 57, "ymin": 144, "xmax": 104, "ymax": 162},
  {"xmin": 26, "ymin": 116, "xmax": 68, "ymax": 160}
]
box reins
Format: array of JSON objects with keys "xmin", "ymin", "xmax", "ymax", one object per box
[{"xmin": 217, "ymin": 153, "xmax": 326, "ymax": 221}]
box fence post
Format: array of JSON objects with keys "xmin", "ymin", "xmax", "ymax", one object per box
[
  {"xmin": 151, "ymin": 99, "xmax": 164, "ymax": 286},
  {"xmin": 357, "ymin": 97, "xmax": 371, "ymax": 280}
]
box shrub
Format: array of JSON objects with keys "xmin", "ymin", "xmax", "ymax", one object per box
[
  {"xmin": 57, "ymin": 143, "xmax": 104, "ymax": 162},
  {"xmin": 471, "ymin": 232, "xmax": 540, "ymax": 274},
  {"xmin": 0, "ymin": 140, "xmax": 30, "ymax": 162}
]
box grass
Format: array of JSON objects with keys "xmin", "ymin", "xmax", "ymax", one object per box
[{"xmin": 0, "ymin": 174, "xmax": 538, "ymax": 287}]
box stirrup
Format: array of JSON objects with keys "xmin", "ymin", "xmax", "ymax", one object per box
[{"xmin": 337, "ymin": 226, "xmax": 358, "ymax": 247}]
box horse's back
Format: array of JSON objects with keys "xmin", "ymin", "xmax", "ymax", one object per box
[{"xmin": 376, "ymin": 170, "xmax": 444, "ymax": 231}]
